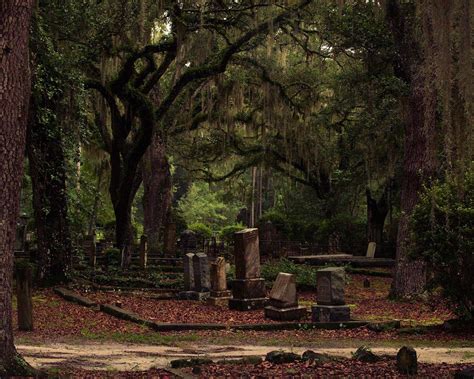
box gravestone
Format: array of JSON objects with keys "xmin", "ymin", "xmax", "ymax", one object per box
[
  {"xmin": 264, "ymin": 273, "xmax": 307, "ymax": 321},
  {"xmin": 193, "ymin": 253, "xmax": 210, "ymax": 292},
  {"xmin": 139, "ymin": 235, "xmax": 148, "ymax": 269},
  {"xmin": 312, "ymin": 267, "xmax": 350, "ymax": 322},
  {"xmin": 179, "ymin": 253, "xmax": 210, "ymax": 300},
  {"xmin": 16, "ymin": 263, "xmax": 33, "ymax": 331},
  {"xmin": 366, "ymin": 242, "xmax": 376, "ymax": 258},
  {"xmin": 207, "ymin": 257, "xmax": 231, "ymax": 306},
  {"xmin": 229, "ymin": 228, "xmax": 267, "ymax": 310}
]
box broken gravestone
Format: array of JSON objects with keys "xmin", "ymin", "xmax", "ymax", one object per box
[{"xmin": 264, "ymin": 272, "xmax": 306, "ymax": 321}]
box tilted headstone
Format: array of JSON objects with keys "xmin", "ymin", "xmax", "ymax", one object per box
[
  {"xmin": 193, "ymin": 253, "xmax": 210, "ymax": 292},
  {"xmin": 366, "ymin": 242, "xmax": 376, "ymax": 258},
  {"xmin": 312, "ymin": 267, "xmax": 350, "ymax": 322},
  {"xmin": 229, "ymin": 228, "xmax": 267, "ymax": 311},
  {"xmin": 265, "ymin": 272, "xmax": 306, "ymax": 321}
]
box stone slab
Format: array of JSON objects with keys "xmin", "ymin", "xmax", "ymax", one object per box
[
  {"xmin": 234, "ymin": 228, "xmax": 261, "ymax": 279},
  {"xmin": 183, "ymin": 253, "xmax": 195, "ymax": 291},
  {"xmin": 229, "ymin": 297, "xmax": 267, "ymax": 311},
  {"xmin": 316, "ymin": 267, "xmax": 345, "ymax": 305},
  {"xmin": 264, "ymin": 305, "xmax": 307, "ymax": 321},
  {"xmin": 231, "ymin": 278, "xmax": 266, "ymax": 299},
  {"xmin": 312, "ymin": 304, "xmax": 351, "ymax": 322},
  {"xmin": 210, "ymin": 290, "xmax": 231, "ymax": 298},
  {"xmin": 207, "ymin": 297, "xmax": 231, "ymax": 307},
  {"xmin": 210, "ymin": 257, "xmax": 227, "ymax": 292},
  {"xmin": 193, "ymin": 253, "xmax": 210, "ymax": 292}
]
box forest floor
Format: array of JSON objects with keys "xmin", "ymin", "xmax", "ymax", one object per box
[{"xmin": 12, "ymin": 274, "xmax": 474, "ymax": 377}]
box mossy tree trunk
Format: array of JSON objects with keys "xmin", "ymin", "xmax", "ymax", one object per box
[{"xmin": 0, "ymin": 1, "xmax": 37, "ymax": 375}]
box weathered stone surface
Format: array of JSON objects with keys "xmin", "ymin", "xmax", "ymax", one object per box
[
  {"xmin": 316, "ymin": 267, "xmax": 345, "ymax": 305},
  {"xmin": 234, "ymin": 228, "xmax": 260, "ymax": 279},
  {"xmin": 311, "ymin": 304, "xmax": 350, "ymax": 322},
  {"xmin": 353, "ymin": 346, "xmax": 380, "ymax": 362},
  {"xmin": 301, "ymin": 350, "xmax": 333, "ymax": 363},
  {"xmin": 264, "ymin": 305, "xmax": 307, "ymax": 321},
  {"xmin": 265, "ymin": 351, "xmax": 300, "ymax": 364},
  {"xmin": 228, "ymin": 297, "xmax": 267, "ymax": 311},
  {"xmin": 178, "ymin": 291, "xmax": 210, "ymax": 301},
  {"xmin": 193, "ymin": 253, "xmax": 210, "ymax": 292},
  {"xmin": 183, "ymin": 253, "xmax": 195, "ymax": 291},
  {"xmin": 231, "ymin": 278, "xmax": 266, "ymax": 299},
  {"xmin": 366, "ymin": 242, "xmax": 376, "ymax": 258},
  {"xmin": 269, "ymin": 272, "xmax": 297, "ymax": 308},
  {"xmin": 210, "ymin": 257, "xmax": 227, "ymax": 292},
  {"xmin": 207, "ymin": 296, "xmax": 230, "ymax": 307},
  {"xmin": 396, "ymin": 346, "xmax": 417, "ymax": 375}
]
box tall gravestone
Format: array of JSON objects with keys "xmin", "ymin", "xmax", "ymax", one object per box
[
  {"xmin": 229, "ymin": 228, "xmax": 267, "ymax": 310},
  {"xmin": 312, "ymin": 267, "xmax": 350, "ymax": 322},
  {"xmin": 207, "ymin": 257, "xmax": 231, "ymax": 306},
  {"xmin": 264, "ymin": 272, "xmax": 307, "ymax": 321}
]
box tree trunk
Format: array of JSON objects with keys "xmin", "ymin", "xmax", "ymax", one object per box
[
  {"xmin": 366, "ymin": 187, "xmax": 390, "ymax": 249},
  {"xmin": 386, "ymin": 0, "xmax": 438, "ymax": 297},
  {"xmin": 27, "ymin": 98, "xmax": 73, "ymax": 285},
  {"xmin": 16, "ymin": 265, "xmax": 33, "ymax": 331},
  {"xmin": 142, "ymin": 134, "xmax": 172, "ymax": 254},
  {"xmin": 0, "ymin": 1, "xmax": 36, "ymax": 374}
]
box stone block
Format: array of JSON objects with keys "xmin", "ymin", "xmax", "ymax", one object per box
[
  {"xmin": 210, "ymin": 257, "xmax": 227, "ymax": 292},
  {"xmin": 264, "ymin": 305, "xmax": 307, "ymax": 321},
  {"xmin": 178, "ymin": 291, "xmax": 210, "ymax": 301},
  {"xmin": 231, "ymin": 278, "xmax": 266, "ymax": 299},
  {"xmin": 207, "ymin": 296, "xmax": 231, "ymax": 307},
  {"xmin": 269, "ymin": 272, "xmax": 297, "ymax": 307},
  {"xmin": 366, "ymin": 242, "xmax": 376, "ymax": 258},
  {"xmin": 234, "ymin": 228, "xmax": 261, "ymax": 279},
  {"xmin": 229, "ymin": 297, "xmax": 267, "ymax": 311},
  {"xmin": 311, "ymin": 304, "xmax": 350, "ymax": 322},
  {"xmin": 193, "ymin": 253, "xmax": 210, "ymax": 292},
  {"xmin": 183, "ymin": 253, "xmax": 195, "ymax": 291},
  {"xmin": 316, "ymin": 267, "xmax": 345, "ymax": 305}
]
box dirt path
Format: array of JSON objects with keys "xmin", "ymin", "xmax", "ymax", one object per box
[{"xmin": 17, "ymin": 342, "xmax": 474, "ymax": 371}]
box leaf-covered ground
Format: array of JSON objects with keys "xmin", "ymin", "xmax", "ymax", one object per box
[{"xmin": 183, "ymin": 358, "xmax": 473, "ymax": 378}]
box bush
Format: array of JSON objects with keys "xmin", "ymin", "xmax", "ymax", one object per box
[
  {"xmin": 188, "ymin": 222, "xmax": 212, "ymax": 239},
  {"xmin": 219, "ymin": 224, "xmax": 245, "ymax": 244},
  {"xmin": 105, "ymin": 248, "xmax": 121, "ymax": 267},
  {"xmin": 411, "ymin": 167, "xmax": 474, "ymax": 319},
  {"xmin": 261, "ymin": 258, "xmax": 318, "ymax": 290}
]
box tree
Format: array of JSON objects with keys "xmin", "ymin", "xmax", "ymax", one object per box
[
  {"xmin": 86, "ymin": 1, "xmax": 312, "ymax": 258},
  {"xmin": 0, "ymin": 0, "xmax": 36, "ymax": 374}
]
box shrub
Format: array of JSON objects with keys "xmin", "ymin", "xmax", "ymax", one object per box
[
  {"xmin": 188, "ymin": 222, "xmax": 212, "ymax": 239},
  {"xmin": 105, "ymin": 248, "xmax": 121, "ymax": 267},
  {"xmin": 219, "ymin": 224, "xmax": 245, "ymax": 244},
  {"xmin": 261, "ymin": 258, "xmax": 318, "ymax": 290},
  {"xmin": 411, "ymin": 167, "xmax": 474, "ymax": 319}
]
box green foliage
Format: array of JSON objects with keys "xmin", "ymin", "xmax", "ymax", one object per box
[
  {"xmin": 219, "ymin": 224, "xmax": 245, "ymax": 244},
  {"xmin": 411, "ymin": 166, "xmax": 474, "ymax": 318},
  {"xmin": 104, "ymin": 248, "xmax": 121, "ymax": 267},
  {"xmin": 177, "ymin": 182, "xmax": 243, "ymax": 229},
  {"xmin": 261, "ymin": 259, "xmax": 318, "ymax": 290},
  {"xmin": 188, "ymin": 223, "xmax": 212, "ymax": 239}
]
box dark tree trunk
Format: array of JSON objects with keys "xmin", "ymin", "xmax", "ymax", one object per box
[
  {"xmin": 386, "ymin": 0, "xmax": 438, "ymax": 297},
  {"xmin": 366, "ymin": 186, "xmax": 390, "ymax": 249},
  {"xmin": 27, "ymin": 98, "xmax": 73, "ymax": 285},
  {"xmin": 142, "ymin": 133, "xmax": 172, "ymax": 254},
  {"xmin": 0, "ymin": 1, "xmax": 36, "ymax": 374}
]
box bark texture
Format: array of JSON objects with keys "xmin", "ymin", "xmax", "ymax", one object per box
[
  {"xmin": 0, "ymin": 0, "xmax": 36, "ymax": 374},
  {"xmin": 142, "ymin": 133, "xmax": 172, "ymax": 254},
  {"xmin": 386, "ymin": 0, "xmax": 438, "ymax": 297}
]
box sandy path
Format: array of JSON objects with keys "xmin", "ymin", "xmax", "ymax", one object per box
[{"xmin": 16, "ymin": 342, "xmax": 474, "ymax": 371}]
